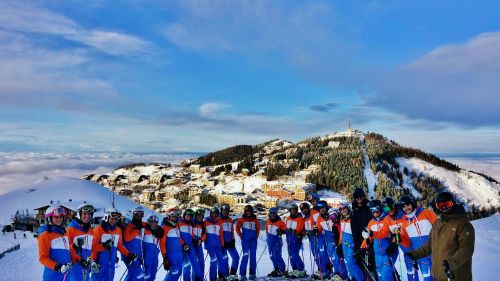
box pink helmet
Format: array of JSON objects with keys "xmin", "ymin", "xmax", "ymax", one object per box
[{"xmin": 45, "ymin": 205, "xmax": 66, "ymax": 223}]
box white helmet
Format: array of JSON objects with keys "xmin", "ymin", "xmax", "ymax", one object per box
[
  {"xmin": 147, "ymin": 214, "xmax": 160, "ymax": 223},
  {"xmin": 45, "ymin": 205, "xmax": 66, "ymax": 224},
  {"xmin": 77, "ymin": 203, "xmax": 95, "ymax": 219},
  {"xmin": 104, "ymin": 208, "xmax": 121, "ymax": 221}
]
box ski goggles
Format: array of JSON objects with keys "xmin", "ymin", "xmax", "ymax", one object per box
[
  {"xmin": 148, "ymin": 215, "xmax": 160, "ymax": 222},
  {"xmin": 109, "ymin": 212, "xmax": 122, "ymax": 219},
  {"xmin": 436, "ymin": 200, "xmax": 454, "ymax": 210},
  {"xmin": 46, "ymin": 207, "xmax": 66, "ymax": 218},
  {"xmin": 370, "ymin": 207, "xmax": 381, "ymax": 213},
  {"xmin": 80, "ymin": 205, "xmax": 95, "ymax": 213}
]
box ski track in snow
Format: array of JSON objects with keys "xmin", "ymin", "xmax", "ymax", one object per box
[
  {"xmin": 361, "ymin": 143, "xmax": 376, "ymax": 199},
  {"xmin": 3, "ymin": 214, "xmax": 497, "ymax": 281}
]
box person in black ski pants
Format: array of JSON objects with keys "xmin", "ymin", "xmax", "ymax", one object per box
[{"xmin": 350, "ymin": 188, "xmax": 376, "ymax": 276}]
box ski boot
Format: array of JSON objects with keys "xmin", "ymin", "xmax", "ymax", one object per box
[
  {"xmin": 268, "ymin": 270, "xmax": 279, "ymax": 277},
  {"xmin": 294, "ymin": 270, "xmax": 307, "ymax": 278}
]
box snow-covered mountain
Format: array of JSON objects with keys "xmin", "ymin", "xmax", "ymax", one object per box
[{"xmin": 0, "ymin": 176, "xmax": 156, "ymax": 225}]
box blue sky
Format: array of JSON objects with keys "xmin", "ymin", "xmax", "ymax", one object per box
[{"xmin": 0, "ymin": 0, "xmax": 499, "ymax": 153}]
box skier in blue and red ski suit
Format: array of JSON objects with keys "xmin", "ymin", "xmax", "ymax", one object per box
[
  {"xmin": 143, "ymin": 215, "xmax": 164, "ymax": 281},
  {"xmin": 317, "ymin": 207, "xmax": 348, "ymax": 280},
  {"xmin": 204, "ymin": 207, "xmax": 229, "ymax": 281},
  {"xmin": 123, "ymin": 207, "xmax": 147, "ymax": 281},
  {"xmin": 339, "ymin": 203, "xmax": 365, "ymax": 281},
  {"xmin": 311, "ymin": 201, "xmax": 333, "ymax": 280},
  {"xmin": 359, "ymin": 200, "xmax": 394, "ymax": 281},
  {"xmin": 37, "ymin": 205, "xmax": 72, "ymax": 281},
  {"xmin": 399, "ymin": 195, "xmax": 438, "ymax": 281},
  {"xmin": 220, "ymin": 204, "xmax": 240, "ymax": 281},
  {"xmin": 285, "ymin": 204, "xmax": 307, "ymax": 278},
  {"xmin": 161, "ymin": 208, "xmax": 184, "ymax": 281},
  {"xmin": 193, "ymin": 209, "xmax": 207, "ymax": 279},
  {"xmin": 306, "ymin": 193, "xmax": 322, "ymax": 275},
  {"xmin": 235, "ymin": 205, "xmax": 260, "ymax": 281},
  {"xmin": 179, "ymin": 209, "xmax": 203, "ymax": 281},
  {"xmin": 91, "ymin": 208, "xmax": 134, "ymax": 281},
  {"xmin": 265, "ymin": 207, "xmax": 287, "ymax": 277}
]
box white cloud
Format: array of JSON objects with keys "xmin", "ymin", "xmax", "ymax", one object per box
[
  {"xmin": 199, "ymin": 102, "xmax": 231, "ymax": 116},
  {"xmin": 373, "ymin": 32, "xmax": 500, "ymax": 127},
  {"xmin": 0, "ymin": 1, "xmax": 151, "ymax": 56}
]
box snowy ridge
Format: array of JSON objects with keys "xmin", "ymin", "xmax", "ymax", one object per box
[
  {"xmin": 361, "ymin": 145, "xmax": 376, "ymax": 199},
  {"xmin": 0, "ymin": 176, "xmax": 156, "ymax": 225},
  {"xmin": 397, "ymin": 158, "xmax": 500, "ymax": 208}
]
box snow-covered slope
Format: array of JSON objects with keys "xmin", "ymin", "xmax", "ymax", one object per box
[
  {"xmin": 397, "ymin": 157, "xmax": 500, "ymax": 207},
  {"xmin": 0, "ymin": 176, "xmax": 154, "ymax": 225}
]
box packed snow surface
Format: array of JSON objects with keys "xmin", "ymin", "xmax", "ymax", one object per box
[
  {"xmin": 397, "ymin": 157, "xmax": 500, "ymax": 207},
  {"xmin": 0, "ymin": 177, "xmax": 155, "ymax": 225}
]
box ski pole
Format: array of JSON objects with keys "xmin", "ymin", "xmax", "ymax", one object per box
[
  {"xmin": 256, "ymin": 243, "xmax": 268, "ymax": 266},
  {"xmin": 358, "ymin": 257, "xmax": 377, "ymax": 281},
  {"xmin": 314, "ymin": 234, "xmax": 323, "ymax": 281},
  {"xmin": 388, "ymin": 255, "xmax": 402, "ymax": 281}
]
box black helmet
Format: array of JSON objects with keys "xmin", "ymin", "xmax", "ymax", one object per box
[
  {"xmin": 244, "ymin": 205, "xmax": 254, "ymax": 213},
  {"xmin": 353, "ymin": 188, "xmax": 366, "ymax": 199},
  {"xmin": 398, "ymin": 195, "xmax": 416, "ymax": 207},
  {"xmin": 299, "ymin": 202, "xmax": 310, "ymax": 210},
  {"xmin": 382, "ymin": 197, "xmax": 396, "ymax": 211},
  {"xmin": 210, "ymin": 206, "xmax": 220, "ymax": 215},
  {"xmin": 220, "ymin": 204, "xmax": 230, "ymax": 212},
  {"xmin": 289, "ymin": 203, "xmax": 299, "ymax": 210},
  {"xmin": 368, "ymin": 200, "xmax": 382, "ymax": 213},
  {"xmin": 435, "ymin": 192, "xmax": 455, "ymax": 203},
  {"xmin": 195, "ymin": 208, "xmax": 206, "ymax": 217},
  {"xmin": 183, "ymin": 209, "xmax": 195, "ymax": 217},
  {"xmin": 317, "ymin": 200, "xmax": 328, "ymax": 209}
]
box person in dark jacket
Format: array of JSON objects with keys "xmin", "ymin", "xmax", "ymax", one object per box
[
  {"xmin": 350, "ymin": 188, "xmax": 372, "ymax": 250},
  {"xmin": 407, "ymin": 192, "xmax": 475, "ymax": 281}
]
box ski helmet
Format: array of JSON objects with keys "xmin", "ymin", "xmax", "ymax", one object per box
[
  {"xmin": 435, "ymin": 191, "xmax": 455, "ymax": 211},
  {"xmin": 289, "ymin": 203, "xmax": 299, "ymax": 210},
  {"xmin": 338, "ymin": 202, "xmax": 351, "ymax": 212},
  {"xmin": 382, "ymin": 197, "xmax": 396, "ymax": 212},
  {"xmin": 307, "ymin": 193, "xmax": 320, "ymax": 202},
  {"xmin": 244, "ymin": 205, "xmax": 254, "ymax": 213},
  {"xmin": 353, "ymin": 188, "xmax": 366, "ymax": 199},
  {"xmin": 220, "ymin": 204, "xmax": 231, "ymax": 213},
  {"xmin": 77, "ymin": 203, "xmax": 95, "ymax": 219},
  {"xmin": 328, "ymin": 208, "xmax": 340, "ymax": 221},
  {"xmin": 183, "ymin": 209, "xmax": 195, "ymax": 218},
  {"xmin": 398, "ymin": 195, "xmax": 416, "ymax": 208},
  {"xmin": 299, "ymin": 202, "xmax": 311, "ymax": 210},
  {"xmin": 269, "ymin": 207, "xmax": 279, "ymax": 215},
  {"xmin": 368, "ymin": 199, "xmax": 382, "ymax": 213},
  {"xmin": 147, "ymin": 214, "xmax": 160, "ymax": 223},
  {"xmin": 132, "ymin": 206, "xmax": 145, "ymax": 215},
  {"xmin": 45, "ymin": 205, "xmax": 66, "ymax": 224},
  {"xmin": 104, "ymin": 208, "xmax": 121, "ymax": 221},
  {"xmin": 210, "ymin": 206, "xmax": 220, "ymax": 215},
  {"xmin": 195, "ymin": 208, "xmax": 206, "ymax": 217}
]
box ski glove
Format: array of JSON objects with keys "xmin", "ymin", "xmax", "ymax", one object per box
[
  {"xmin": 362, "ymin": 229, "xmax": 373, "ymax": 239},
  {"xmin": 152, "ymin": 227, "xmax": 164, "ymax": 239},
  {"xmin": 78, "ymin": 258, "xmax": 90, "ymax": 268},
  {"xmin": 193, "ymin": 238, "xmax": 202, "ymax": 247},
  {"xmin": 182, "ymin": 244, "xmax": 190, "ymax": 253},
  {"xmin": 55, "ymin": 262, "xmax": 73, "ymax": 273},
  {"xmin": 90, "ymin": 261, "xmax": 100, "ymax": 274},
  {"xmin": 103, "ymin": 239, "xmax": 114, "ymax": 250},
  {"xmin": 385, "ymin": 242, "xmax": 399, "ymax": 256},
  {"xmin": 404, "ymin": 252, "xmax": 416, "ymax": 261},
  {"xmin": 443, "ymin": 260, "xmax": 455, "ymax": 279},
  {"xmin": 276, "ymin": 228, "xmax": 284, "ymax": 236},
  {"xmin": 125, "ymin": 253, "xmax": 138, "ymax": 264},
  {"xmin": 224, "ymin": 239, "xmax": 235, "ymax": 249},
  {"xmin": 163, "ymin": 255, "xmax": 170, "ymax": 270},
  {"xmin": 354, "ymin": 249, "xmax": 366, "ymax": 261},
  {"xmin": 311, "ymin": 227, "xmax": 319, "ymax": 236}
]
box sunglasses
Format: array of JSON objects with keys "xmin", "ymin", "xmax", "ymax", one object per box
[{"xmin": 436, "ymin": 201, "xmax": 454, "ymax": 210}]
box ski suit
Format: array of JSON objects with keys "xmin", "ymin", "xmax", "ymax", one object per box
[
  {"xmin": 123, "ymin": 220, "xmax": 147, "ymax": 281},
  {"xmin": 220, "ymin": 215, "xmax": 240, "ymax": 275},
  {"xmin": 235, "ymin": 214, "xmax": 259, "ymax": 280},
  {"xmin": 304, "ymin": 210, "xmax": 321, "ymax": 272},
  {"xmin": 285, "ymin": 214, "xmax": 305, "ymax": 272},
  {"xmin": 401, "ymin": 207, "xmax": 438, "ymax": 281},
  {"xmin": 90, "ymin": 222, "xmax": 130, "ymax": 281},
  {"xmin": 339, "ymin": 217, "xmax": 365, "ymax": 281},
  {"xmin": 179, "ymin": 219, "xmax": 203, "ymax": 281},
  {"xmin": 143, "ymin": 226, "xmax": 163, "ymax": 281},
  {"xmin": 312, "ymin": 214, "xmax": 332, "ymax": 278},
  {"xmin": 265, "ymin": 217, "xmax": 287, "ymax": 273},
  {"xmin": 67, "ymin": 219, "xmax": 94, "ymax": 281},
  {"xmin": 204, "ymin": 218, "xmax": 229, "ymax": 281},
  {"xmin": 384, "ymin": 210, "xmax": 415, "ymax": 281},
  {"xmin": 160, "ymin": 221, "xmax": 184, "ymax": 281},
  {"xmin": 361, "ymin": 213, "xmax": 394, "ymax": 281},
  {"xmin": 37, "ymin": 224, "xmax": 71, "ymax": 281},
  {"xmin": 316, "ymin": 216, "xmax": 347, "ymax": 279},
  {"xmin": 192, "ymin": 219, "xmax": 206, "ymax": 279}
]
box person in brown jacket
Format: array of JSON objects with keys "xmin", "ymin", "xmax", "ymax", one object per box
[{"xmin": 407, "ymin": 192, "xmax": 475, "ymax": 281}]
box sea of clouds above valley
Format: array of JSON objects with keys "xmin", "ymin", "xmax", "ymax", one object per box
[{"xmin": 0, "ymin": 152, "xmax": 199, "ymax": 195}]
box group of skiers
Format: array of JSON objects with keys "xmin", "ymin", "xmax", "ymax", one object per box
[{"xmin": 37, "ymin": 187, "xmax": 475, "ymax": 281}]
